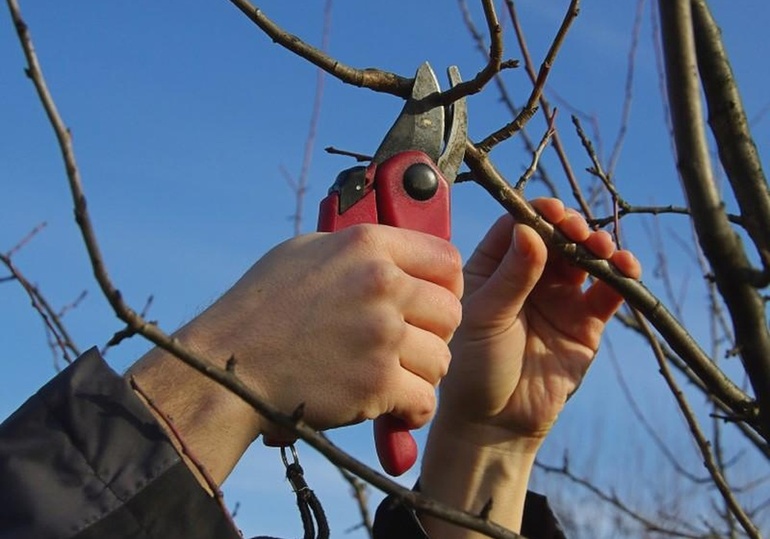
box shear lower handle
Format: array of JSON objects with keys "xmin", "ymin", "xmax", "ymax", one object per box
[{"xmin": 374, "ymin": 415, "xmax": 417, "ymax": 476}]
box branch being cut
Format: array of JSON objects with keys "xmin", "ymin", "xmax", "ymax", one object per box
[
  {"xmin": 229, "ymin": 0, "xmax": 508, "ymax": 107},
  {"xmin": 7, "ymin": 1, "xmax": 525, "ymax": 537}
]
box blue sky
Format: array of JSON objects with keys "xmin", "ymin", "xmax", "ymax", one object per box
[{"xmin": 2, "ymin": 1, "xmax": 770, "ymax": 536}]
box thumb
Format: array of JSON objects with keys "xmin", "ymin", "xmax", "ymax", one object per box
[{"xmin": 466, "ymin": 223, "xmax": 548, "ymax": 325}]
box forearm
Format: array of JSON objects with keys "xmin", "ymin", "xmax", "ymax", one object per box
[{"xmin": 418, "ymin": 416, "xmax": 540, "ymax": 538}]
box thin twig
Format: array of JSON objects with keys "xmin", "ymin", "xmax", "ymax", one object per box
[
  {"xmin": 536, "ymin": 455, "xmax": 702, "ymax": 537},
  {"xmin": 324, "ymin": 146, "xmax": 372, "ymax": 163},
  {"xmin": 130, "ymin": 377, "xmax": 237, "ymax": 530},
  {"xmin": 607, "ymin": 0, "xmax": 646, "ymax": 177},
  {"xmin": 1, "ymin": 225, "xmax": 81, "ymax": 366},
  {"xmin": 459, "ymin": 0, "xmax": 558, "ymax": 196},
  {"xmin": 630, "ymin": 308, "xmax": 760, "ymax": 538},
  {"xmin": 515, "ymin": 109, "xmax": 557, "ymax": 190},
  {"xmin": 285, "ymin": 0, "xmax": 332, "ymax": 237},
  {"xmin": 477, "ymin": 0, "xmax": 579, "ymax": 153},
  {"xmin": 502, "ymin": 0, "xmax": 591, "ymax": 217}
]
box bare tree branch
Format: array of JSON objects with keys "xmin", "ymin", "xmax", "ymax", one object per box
[
  {"xmin": 1, "ymin": 223, "xmax": 82, "ymax": 367},
  {"xmin": 477, "ymin": 0, "xmax": 580, "ymax": 154},
  {"xmin": 691, "ymin": 0, "xmax": 770, "ymax": 276},
  {"xmin": 658, "ymin": 0, "xmax": 770, "ymax": 439},
  {"xmin": 458, "ymin": 0, "xmax": 558, "ymax": 197},
  {"xmin": 503, "ymin": 0, "xmax": 591, "ymax": 218},
  {"xmin": 631, "ymin": 309, "xmax": 760, "ymax": 538}
]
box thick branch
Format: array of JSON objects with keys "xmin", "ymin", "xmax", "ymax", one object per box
[
  {"xmin": 658, "ymin": 0, "xmax": 770, "ymax": 435},
  {"xmin": 691, "ymin": 0, "xmax": 770, "ymax": 275}
]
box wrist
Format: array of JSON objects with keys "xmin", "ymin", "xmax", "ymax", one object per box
[
  {"xmin": 418, "ymin": 414, "xmax": 541, "ymax": 537},
  {"xmin": 126, "ymin": 323, "xmax": 262, "ymax": 486},
  {"xmin": 429, "ymin": 409, "xmax": 547, "ymax": 458}
]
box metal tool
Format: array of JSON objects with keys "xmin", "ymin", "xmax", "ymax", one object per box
[{"xmin": 318, "ymin": 62, "xmax": 467, "ymax": 476}]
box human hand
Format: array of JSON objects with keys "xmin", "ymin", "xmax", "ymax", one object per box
[
  {"xmin": 129, "ymin": 224, "xmax": 462, "ymax": 484},
  {"xmin": 433, "ymin": 198, "xmax": 641, "ymax": 451}
]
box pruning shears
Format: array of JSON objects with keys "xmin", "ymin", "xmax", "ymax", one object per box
[{"xmin": 318, "ymin": 62, "xmax": 468, "ymax": 476}]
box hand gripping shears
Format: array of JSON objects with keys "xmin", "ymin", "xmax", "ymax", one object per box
[{"xmin": 318, "ymin": 62, "xmax": 468, "ymax": 476}]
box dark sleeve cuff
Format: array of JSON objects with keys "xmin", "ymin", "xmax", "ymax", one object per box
[
  {"xmin": 373, "ymin": 484, "xmax": 566, "ymax": 539},
  {"xmin": 0, "ymin": 348, "xmax": 241, "ymax": 539}
]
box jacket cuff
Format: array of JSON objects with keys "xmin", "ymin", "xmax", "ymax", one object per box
[{"xmin": 372, "ymin": 482, "xmax": 565, "ymax": 539}]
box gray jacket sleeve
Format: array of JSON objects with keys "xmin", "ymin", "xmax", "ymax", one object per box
[{"xmin": 0, "ymin": 348, "xmax": 240, "ymax": 539}]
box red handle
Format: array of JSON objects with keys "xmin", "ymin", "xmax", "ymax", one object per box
[{"xmin": 318, "ymin": 151, "xmax": 451, "ymax": 476}]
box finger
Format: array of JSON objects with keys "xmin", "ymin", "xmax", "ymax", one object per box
[
  {"xmin": 463, "ymin": 213, "xmax": 516, "ymax": 289},
  {"xmin": 376, "ymin": 225, "xmax": 464, "ymax": 299},
  {"xmin": 465, "ymin": 223, "xmax": 548, "ymax": 323},
  {"xmin": 583, "ymin": 229, "xmax": 616, "ymax": 259},
  {"xmin": 611, "ymin": 249, "xmax": 642, "ymax": 279},
  {"xmin": 583, "ymin": 250, "xmax": 641, "ymax": 322},
  {"xmin": 550, "ymin": 228, "xmax": 617, "ymax": 285},
  {"xmin": 388, "ymin": 372, "xmax": 437, "ymax": 429},
  {"xmin": 402, "ymin": 279, "xmax": 463, "ymax": 342},
  {"xmin": 398, "ymin": 325, "xmax": 452, "ymax": 386}
]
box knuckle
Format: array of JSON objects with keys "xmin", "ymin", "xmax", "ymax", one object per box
[
  {"xmin": 341, "ymin": 223, "xmax": 380, "ymax": 252},
  {"xmin": 360, "ymin": 259, "xmax": 403, "ymax": 299},
  {"xmin": 436, "ymin": 344, "xmax": 451, "ymax": 381},
  {"xmin": 447, "ymin": 294, "xmax": 463, "ymax": 333},
  {"xmin": 364, "ymin": 308, "xmax": 406, "ymax": 348},
  {"xmin": 410, "ymin": 388, "xmax": 437, "ymax": 427}
]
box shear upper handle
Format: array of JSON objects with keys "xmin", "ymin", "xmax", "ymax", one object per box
[{"xmin": 318, "ymin": 151, "xmax": 451, "ymax": 239}]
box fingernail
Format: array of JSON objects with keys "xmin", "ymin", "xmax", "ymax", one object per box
[{"xmin": 513, "ymin": 224, "xmax": 531, "ymax": 258}]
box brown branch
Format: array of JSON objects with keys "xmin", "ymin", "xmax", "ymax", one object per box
[
  {"xmin": 571, "ymin": 115, "xmax": 623, "ymax": 241},
  {"xmin": 228, "ymin": 0, "xmax": 411, "ymax": 97},
  {"xmin": 658, "ymin": 0, "xmax": 770, "ymax": 443},
  {"xmin": 477, "ymin": 0, "xmax": 579, "ymax": 153},
  {"xmin": 515, "ymin": 109, "xmax": 557, "ymax": 190}
]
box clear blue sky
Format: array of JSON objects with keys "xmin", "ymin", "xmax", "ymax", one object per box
[{"xmin": 2, "ymin": 1, "xmax": 769, "ymax": 536}]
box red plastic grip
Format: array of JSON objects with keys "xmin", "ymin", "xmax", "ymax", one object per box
[{"xmin": 317, "ymin": 151, "xmax": 451, "ymax": 476}]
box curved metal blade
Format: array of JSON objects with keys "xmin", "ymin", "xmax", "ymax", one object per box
[
  {"xmin": 372, "ymin": 62, "xmax": 444, "ymax": 164},
  {"xmin": 436, "ymin": 66, "xmax": 467, "ymax": 185}
]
